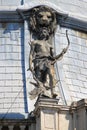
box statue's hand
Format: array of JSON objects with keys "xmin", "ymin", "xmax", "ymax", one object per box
[{"xmin": 62, "ymin": 47, "xmax": 67, "ymax": 54}]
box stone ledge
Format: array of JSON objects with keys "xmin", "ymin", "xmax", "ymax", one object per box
[
  {"xmin": 34, "ymin": 97, "xmax": 87, "ymax": 114},
  {"xmin": 34, "ymin": 98, "xmax": 87, "ymax": 130},
  {"xmin": 0, "ymin": 118, "xmax": 36, "ymax": 125},
  {"xmin": 35, "ymin": 97, "xmax": 59, "ymax": 106},
  {"xmin": 34, "ymin": 97, "xmax": 70, "ymax": 115}
]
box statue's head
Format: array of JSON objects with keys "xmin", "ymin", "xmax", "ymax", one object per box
[{"xmin": 29, "ymin": 6, "xmax": 57, "ymax": 39}]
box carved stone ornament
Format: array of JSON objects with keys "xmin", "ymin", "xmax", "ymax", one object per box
[
  {"xmin": 28, "ymin": 6, "xmax": 58, "ymax": 99},
  {"xmin": 17, "ymin": 5, "xmax": 70, "ymax": 99},
  {"xmin": 29, "ymin": 6, "xmax": 57, "ymax": 40}
]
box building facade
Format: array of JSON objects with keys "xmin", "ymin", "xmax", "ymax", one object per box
[{"xmin": 0, "ymin": 0, "xmax": 87, "ymax": 130}]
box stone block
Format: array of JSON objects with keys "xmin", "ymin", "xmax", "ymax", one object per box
[
  {"xmin": 0, "ymin": 53, "xmax": 5, "ymax": 60},
  {"xmin": 0, "ymin": 81, "xmax": 5, "ymax": 86},
  {"xmin": 4, "ymin": 61, "xmax": 23, "ymax": 67},
  {"xmin": 0, "ymin": 74, "xmax": 6, "ymax": 80},
  {"xmin": 12, "ymin": 73, "xmax": 23, "ymax": 80},
  {"xmin": 19, "ymin": 92, "xmax": 25, "ymax": 98},
  {"xmin": 69, "ymin": 65, "xmax": 80, "ymax": 73},
  {"xmin": 42, "ymin": 110, "xmax": 56, "ymax": 130},
  {"xmin": 80, "ymin": 68, "xmax": 87, "ymax": 76},
  {"xmin": 70, "ymin": 51, "xmax": 79, "ymax": 59},
  {"xmin": 66, "ymin": 79, "xmax": 72, "ymax": 85},
  {"xmin": 5, "ymin": 80, "xmax": 24, "ymax": 86},
  {"xmin": 1, "ymin": 0, "xmax": 20, "ymax": 6},
  {"xmin": 12, "ymin": 87, "xmax": 23, "ymax": 92},
  {"xmin": 1, "ymin": 98, "xmax": 12, "ymax": 104},
  {"xmin": 83, "ymin": 82, "xmax": 87, "ymax": 88},
  {"xmin": 35, "ymin": 97, "xmax": 59, "ymax": 130},
  {"xmin": 0, "ymin": 67, "xmax": 6, "ymax": 73},
  {"xmin": 78, "ymin": 53, "xmax": 87, "ymax": 62},
  {"xmin": 59, "ymin": 112, "xmax": 72, "ymax": 130},
  {"xmin": 72, "ymin": 79, "xmax": 83, "ymax": 87},
  {"xmin": 68, "ymin": 85, "xmax": 75, "ymax": 91},
  {"xmin": 10, "ymin": 32, "xmax": 19, "ymax": 41},
  {"xmin": 0, "ymin": 92, "xmax": 4, "ymax": 98},
  {"xmin": 77, "ymin": 74, "xmax": 87, "ymax": 82},
  {"xmin": 81, "ymin": 46, "xmax": 87, "ymax": 54},
  {"xmin": 74, "ymin": 59, "xmax": 84, "ymax": 68},
  {"xmin": 76, "ymin": 108, "xmax": 87, "ymax": 130},
  {"xmin": 65, "ymin": 72, "xmax": 77, "ymax": 79},
  {"xmin": 11, "ymin": 103, "xmax": 20, "ymax": 108},
  {"xmin": 0, "ymin": 103, "xmax": 3, "ymax": 109},
  {"xmin": 6, "ymin": 67, "xmax": 22, "ymax": 73},
  {"xmin": 70, "ymin": 91, "xmax": 76, "ymax": 97},
  {"xmin": 72, "ymin": 85, "xmax": 80, "ymax": 93},
  {"xmin": 79, "ymin": 93, "xmax": 87, "ymax": 98},
  {"xmin": 84, "ymin": 61, "xmax": 87, "ymax": 69},
  {"xmin": 0, "ymin": 0, "xmax": 1, "ymax": 5},
  {"xmin": 11, "ymin": 108, "xmax": 25, "ymax": 113},
  {"xmin": 0, "ymin": 108, "xmax": 9, "ymax": 113},
  {"xmin": 5, "ymin": 74, "xmax": 12, "ymax": 80},
  {"xmin": 13, "ymin": 46, "xmax": 23, "ymax": 53},
  {"xmin": 80, "ymin": 87, "xmax": 87, "ymax": 94},
  {"xmin": 70, "ymin": 35, "xmax": 77, "ymax": 43},
  {"xmin": 3, "ymin": 103, "xmax": 11, "ymax": 109},
  {"xmin": 81, "ymin": 38, "xmax": 86, "ymax": 47},
  {"xmin": 70, "ymin": 44, "xmax": 80, "ymax": 52},
  {"xmin": 4, "ymin": 92, "xmax": 18, "ymax": 98},
  {"xmin": 19, "ymin": 103, "xmax": 25, "ymax": 109},
  {"xmin": 63, "ymin": 57, "xmax": 75, "ymax": 66},
  {"xmin": 11, "ymin": 97, "xmax": 24, "ymax": 103},
  {"xmin": 0, "ymin": 87, "xmax": 12, "ymax": 92}
]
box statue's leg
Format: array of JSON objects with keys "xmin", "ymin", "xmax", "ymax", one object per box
[
  {"xmin": 47, "ymin": 64, "xmax": 58, "ymax": 98},
  {"xmin": 47, "ymin": 68, "xmax": 54, "ymax": 97},
  {"xmin": 50, "ymin": 65, "xmax": 57, "ymax": 87},
  {"xmin": 34, "ymin": 67, "xmax": 42, "ymax": 81}
]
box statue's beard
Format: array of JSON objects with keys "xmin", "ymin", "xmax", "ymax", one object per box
[{"xmin": 38, "ymin": 27, "xmax": 50, "ymax": 40}]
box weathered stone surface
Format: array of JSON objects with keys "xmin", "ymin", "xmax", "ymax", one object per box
[
  {"xmin": 34, "ymin": 97, "xmax": 87, "ymax": 130},
  {"xmin": 0, "ymin": 0, "xmax": 87, "ymax": 115},
  {"xmin": 0, "ymin": 23, "xmax": 28, "ymax": 117}
]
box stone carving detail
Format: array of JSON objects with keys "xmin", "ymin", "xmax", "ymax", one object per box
[
  {"xmin": 17, "ymin": 6, "xmax": 70, "ymax": 99},
  {"xmin": 29, "ymin": 6, "xmax": 57, "ymax": 40},
  {"xmin": 28, "ymin": 6, "xmax": 70, "ymax": 99}
]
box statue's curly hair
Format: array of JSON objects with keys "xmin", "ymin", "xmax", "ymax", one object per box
[{"xmin": 29, "ymin": 6, "xmax": 57, "ymax": 35}]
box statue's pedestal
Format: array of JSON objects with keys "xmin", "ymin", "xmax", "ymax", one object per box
[
  {"xmin": 33, "ymin": 96, "xmax": 74, "ymax": 130},
  {"xmin": 32, "ymin": 97, "xmax": 87, "ymax": 130},
  {"xmin": 34, "ymin": 97, "xmax": 59, "ymax": 130}
]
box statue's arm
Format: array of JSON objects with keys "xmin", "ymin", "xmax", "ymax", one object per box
[{"xmin": 54, "ymin": 47, "xmax": 68, "ymax": 61}]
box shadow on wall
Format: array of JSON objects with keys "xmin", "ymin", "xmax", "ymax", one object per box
[
  {"xmin": 1, "ymin": 125, "xmax": 28, "ymax": 130},
  {"xmin": 65, "ymin": 113, "xmax": 73, "ymax": 130},
  {"xmin": 0, "ymin": 113, "xmax": 26, "ymax": 119}
]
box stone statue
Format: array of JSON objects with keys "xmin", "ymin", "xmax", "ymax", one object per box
[
  {"xmin": 17, "ymin": 6, "xmax": 70, "ymax": 99},
  {"xmin": 28, "ymin": 6, "xmax": 70, "ymax": 99}
]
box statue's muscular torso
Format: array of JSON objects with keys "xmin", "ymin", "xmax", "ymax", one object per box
[{"xmin": 31, "ymin": 40, "xmax": 53, "ymax": 59}]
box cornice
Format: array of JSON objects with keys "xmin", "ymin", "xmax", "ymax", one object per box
[
  {"xmin": 0, "ymin": 118, "xmax": 36, "ymax": 125},
  {"xmin": 0, "ymin": 4, "xmax": 87, "ymax": 33}
]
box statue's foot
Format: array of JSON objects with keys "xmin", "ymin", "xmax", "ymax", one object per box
[{"xmin": 52, "ymin": 93, "xmax": 58, "ymax": 98}]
